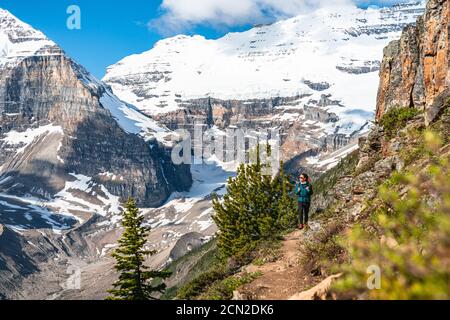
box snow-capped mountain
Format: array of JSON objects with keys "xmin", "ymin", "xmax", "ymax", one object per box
[
  {"xmin": 0, "ymin": 8, "xmax": 60, "ymax": 68},
  {"xmin": 0, "ymin": 8, "xmax": 191, "ymax": 222},
  {"xmin": 0, "ymin": 8, "xmax": 221, "ymax": 299},
  {"xmin": 104, "ymin": 1, "xmax": 425, "ymax": 162},
  {"xmin": 0, "ymin": 1, "xmax": 429, "ymax": 299}
]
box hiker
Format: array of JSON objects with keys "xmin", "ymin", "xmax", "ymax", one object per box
[{"xmin": 295, "ymin": 173, "xmax": 313, "ymax": 230}]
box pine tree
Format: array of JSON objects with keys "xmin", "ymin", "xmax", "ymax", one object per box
[
  {"xmin": 255, "ymin": 143, "xmax": 276, "ymax": 239},
  {"xmin": 274, "ymin": 162, "xmax": 298, "ymax": 230},
  {"xmin": 212, "ymin": 164, "xmax": 251, "ymax": 258},
  {"xmin": 212, "ymin": 143, "xmax": 297, "ymax": 259},
  {"xmin": 107, "ymin": 198, "xmax": 171, "ymax": 300}
]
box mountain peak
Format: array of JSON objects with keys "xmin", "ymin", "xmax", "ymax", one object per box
[
  {"xmin": 0, "ymin": 7, "xmax": 13, "ymax": 18},
  {"xmin": 0, "ymin": 7, "xmax": 58, "ymax": 67},
  {"xmin": 0, "ymin": 7, "xmax": 46, "ymax": 39},
  {"xmin": 103, "ymin": 1, "xmax": 426, "ymax": 135}
]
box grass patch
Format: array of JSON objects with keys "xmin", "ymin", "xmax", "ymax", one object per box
[
  {"xmin": 313, "ymin": 150, "xmax": 359, "ymax": 195},
  {"xmin": 159, "ymin": 239, "xmax": 219, "ymax": 300},
  {"xmin": 199, "ymin": 272, "xmax": 262, "ymax": 300},
  {"xmin": 176, "ymin": 266, "xmax": 229, "ymax": 300},
  {"xmin": 176, "ymin": 237, "xmax": 283, "ymax": 300},
  {"xmin": 379, "ymin": 106, "xmax": 421, "ymax": 139},
  {"xmin": 252, "ymin": 258, "xmax": 265, "ymax": 267},
  {"xmin": 299, "ymin": 216, "xmax": 347, "ymax": 273},
  {"xmin": 398, "ymin": 127, "xmax": 426, "ymax": 166}
]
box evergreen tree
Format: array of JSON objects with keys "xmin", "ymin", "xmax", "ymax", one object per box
[
  {"xmin": 256, "ymin": 143, "xmax": 277, "ymax": 238},
  {"xmin": 212, "ymin": 143, "xmax": 298, "ymax": 259},
  {"xmin": 107, "ymin": 198, "xmax": 171, "ymax": 300},
  {"xmin": 275, "ymin": 162, "xmax": 298, "ymax": 230},
  {"xmin": 212, "ymin": 165, "xmax": 249, "ymax": 258}
]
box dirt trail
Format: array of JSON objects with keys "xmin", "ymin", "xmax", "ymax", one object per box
[{"xmin": 236, "ymin": 228, "xmax": 323, "ymax": 300}]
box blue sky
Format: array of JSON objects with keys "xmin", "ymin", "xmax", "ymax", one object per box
[{"xmin": 0, "ymin": 0, "xmax": 409, "ymax": 79}]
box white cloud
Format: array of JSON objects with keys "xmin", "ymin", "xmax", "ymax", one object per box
[{"xmin": 149, "ymin": 0, "xmax": 411, "ymax": 35}]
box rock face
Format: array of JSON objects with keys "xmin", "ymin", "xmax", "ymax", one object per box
[
  {"xmin": 0, "ymin": 9, "xmax": 194, "ymax": 299},
  {"xmin": 315, "ymin": 0, "xmax": 450, "ymax": 222},
  {"xmin": 104, "ymin": 2, "xmax": 426, "ymax": 163},
  {"xmin": 376, "ymin": 0, "xmax": 449, "ymax": 124},
  {"xmin": 150, "ymin": 95, "xmax": 350, "ymax": 161},
  {"xmin": 0, "ymin": 9, "xmax": 192, "ymax": 211},
  {"xmin": 0, "ymin": 223, "xmax": 74, "ymax": 299},
  {"xmin": 288, "ymin": 274, "xmax": 342, "ymax": 300},
  {"xmin": 169, "ymin": 232, "xmax": 205, "ymax": 262}
]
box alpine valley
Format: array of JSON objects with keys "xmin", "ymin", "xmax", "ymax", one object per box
[{"xmin": 0, "ymin": 1, "xmax": 432, "ymax": 299}]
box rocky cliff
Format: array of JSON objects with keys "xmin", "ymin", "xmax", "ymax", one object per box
[
  {"xmin": 0, "ymin": 8, "xmax": 193, "ymax": 299},
  {"xmin": 0, "ymin": 9, "xmax": 192, "ymax": 213},
  {"xmin": 376, "ymin": 0, "xmax": 449, "ymax": 125},
  {"xmin": 149, "ymin": 95, "xmax": 351, "ymax": 162},
  {"xmin": 161, "ymin": 0, "xmax": 449, "ymax": 300}
]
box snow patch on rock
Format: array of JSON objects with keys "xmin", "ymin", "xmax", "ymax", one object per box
[{"xmin": 2, "ymin": 124, "xmax": 64, "ymax": 154}]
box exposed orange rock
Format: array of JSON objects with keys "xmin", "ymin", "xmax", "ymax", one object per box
[{"xmin": 376, "ymin": 0, "xmax": 449, "ymax": 125}]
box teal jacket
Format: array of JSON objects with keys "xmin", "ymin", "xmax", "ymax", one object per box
[{"xmin": 295, "ymin": 182, "xmax": 313, "ymax": 203}]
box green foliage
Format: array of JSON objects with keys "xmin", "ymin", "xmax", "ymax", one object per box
[
  {"xmin": 429, "ymin": 111, "xmax": 450, "ymax": 146},
  {"xmin": 160, "ymin": 286, "xmax": 178, "ymax": 300},
  {"xmin": 314, "ymin": 150, "xmax": 359, "ymax": 195},
  {"xmin": 299, "ymin": 217, "xmax": 347, "ymax": 271},
  {"xmin": 252, "ymin": 258, "xmax": 265, "ymax": 266},
  {"xmin": 379, "ymin": 106, "xmax": 421, "ymax": 139},
  {"xmin": 381, "ymin": 171, "xmax": 406, "ymax": 189},
  {"xmin": 212, "ymin": 144, "xmax": 297, "ymax": 259},
  {"xmin": 107, "ymin": 198, "xmax": 171, "ymax": 300},
  {"xmin": 159, "ymin": 239, "xmax": 218, "ymax": 300},
  {"xmin": 333, "ymin": 131, "xmax": 450, "ymax": 299},
  {"xmin": 177, "ymin": 266, "xmax": 229, "ymax": 300},
  {"xmin": 199, "ymin": 272, "xmax": 262, "ymax": 300},
  {"xmin": 398, "ymin": 127, "xmax": 427, "ymax": 166},
  {"xmin": 176, "ymin": 237, "xmax": 281, "ymax": 300}
]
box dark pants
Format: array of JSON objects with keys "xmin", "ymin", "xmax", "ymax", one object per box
[{"xmin": 298, "ymin": 202, "xmax": 310, "ymax": 225}]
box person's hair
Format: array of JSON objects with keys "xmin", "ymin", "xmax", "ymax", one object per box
[{"xmin": 300, "ymin": 173, "xmax": 309, "ymax": 180}]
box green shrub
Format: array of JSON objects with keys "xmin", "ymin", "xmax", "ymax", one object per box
[
  {"xmin": 176, "ymin": 266, "xmax": 229, "ymax": 300},
  {"xmin": 398, "ymin": 128, "xmax": 426, "ymax": 166},
  {"xmin": 333, "ymin": 131, "xmax": 450, "ymax": 299},
  {"xmin": 159, "ymin": 239, "xmax": 219, "ymax": 300},
  {"xmin": 379, "ymin": 107, "xmax": 421, "ymax": 139},
  {"xmin": 199, "ymin": 272, "xmax": 262, "ymax": 300},
  {"xmin": 212, "ymin": 145, "xmax": 297, "ymax": 259},
  {"xmin": 299, "ymin": 217, "xmax": 347, "ymax": 271},
  {"xmin": 176, "ymin": 237, "xmax": 281, "ymax": 300}
]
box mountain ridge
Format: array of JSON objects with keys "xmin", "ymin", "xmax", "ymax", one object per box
[
  {"xmin": 158, "ymin": 0, "xmax": 449, "ymax": 300},
  {"xmin": 0, "ymin": 8, "xmax": 192, "ymax": 215},
  {"xmin": 0, "ymin": 7, "xmax": 194, "ymax": 299},
  {"xmin": 1, "ymin": 0, "xmax": 447, "ymax": 300},
  {"xmin": 103, "ymin": 0, "xmax": 426, "ymax": 165}
]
